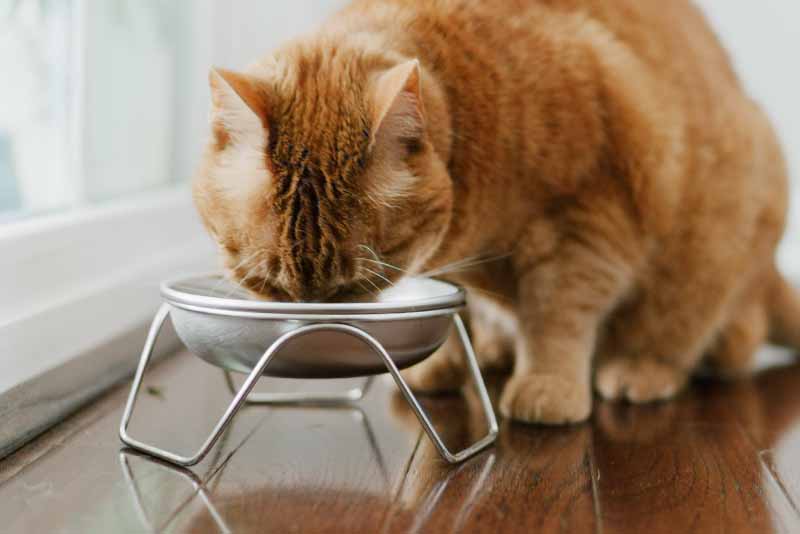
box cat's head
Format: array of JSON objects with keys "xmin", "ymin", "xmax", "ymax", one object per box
[{"xmin": 193, "ymin": 50, "xmax": 452, "ymax": 301}]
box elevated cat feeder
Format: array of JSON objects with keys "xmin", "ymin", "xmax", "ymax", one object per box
[{"xmin": 119, "ymin": 274, "xmax": 498, "ymax": 465}]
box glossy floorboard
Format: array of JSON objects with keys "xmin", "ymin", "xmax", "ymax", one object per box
[{"xmin": 3, "ymin": 348, "xmax": 800, "ymax": 533}]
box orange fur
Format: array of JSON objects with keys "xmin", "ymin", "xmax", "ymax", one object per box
[{"xmin": 193, "ymin": 0, "xmax": 799, "ymax": 424}]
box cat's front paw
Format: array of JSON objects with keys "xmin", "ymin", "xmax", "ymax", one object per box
[
  {"xmin": 594, "ymin": 357, "xmax": 687, "ymax": 403},
  {"xmin": 499, "ymin": 373, "xmax": 591, "ymax": 424}
]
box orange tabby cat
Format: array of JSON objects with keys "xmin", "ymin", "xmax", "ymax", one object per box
[{"xmin": 193, "ymin": 0, "xmax": 800, "ymax": 424}]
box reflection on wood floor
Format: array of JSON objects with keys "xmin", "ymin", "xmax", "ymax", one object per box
[{"xmin": 2, "ymin": 348, "xmax": 800, "ymax": 533}]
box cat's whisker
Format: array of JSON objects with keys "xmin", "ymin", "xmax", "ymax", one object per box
[
  {"xmin": 215, "ymin": 250, "xmax": 261, "ymax": 294},
  {"xmin": 422, "ymin": 253, "xmax": 512, "ymax": 277},
  {"xmin": 361, "ymin": 266, "xmax": 395, "ymax": 288},
  {"xmin": 232, "ymin": 250, "xmax": 260, "ymax": 270},
  {"xmin": 258, "ymin": 264, "xmax": 271, "ymax": 295},
  {"xmin": 227, "ymin": 261, "xmax": 261, "ymax": 298},
  {"xmin": 357, "ymin": 245, "xmax": 413, "ymax": 277},
  {"xmin": 423, "ymin": 254, "xmax": 484, "ymax": 274},
  {"xmin": 358, "ymin": 244, "xmax": 381, "ymax": 262},
  {"xmin": 361, "ymin": 275, "xmax": 383, "ymax": 295},
  {"xmin": 357, "ymin": 257, "xmax": 410, "ymax": 274},
  {"xmin": 468, "ymin": 286, "xmax": 514, "ymax": 303},
  {"xmin": 355, "ymin": 279, "xmax": 371, "ymax": 296},
  {"xmin": 444, "ymin": 253, "xmax": 510, "ymax": 269}
]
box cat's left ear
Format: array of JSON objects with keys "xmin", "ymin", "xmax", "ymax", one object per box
[
  {"xmin": 209, "ymin": 67, "xmax": 268, "ymax": 144},
  {"xmin": 370, "ymin": 59, "xmax": 425, "ymax": 152}
]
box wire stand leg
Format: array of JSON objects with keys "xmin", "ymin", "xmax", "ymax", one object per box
[{"xmin": 119, "ymin": 309, "xmax": 328, "ymax": 466}]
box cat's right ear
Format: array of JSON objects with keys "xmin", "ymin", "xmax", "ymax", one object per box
[{"xmin": 208, "ymin": 67, "xmax": 268, "ymax": 146}]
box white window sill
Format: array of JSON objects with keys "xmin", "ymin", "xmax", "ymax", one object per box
[{"xmin": 1, "ymin": 186, "xmax": 216, "ymax": 392}]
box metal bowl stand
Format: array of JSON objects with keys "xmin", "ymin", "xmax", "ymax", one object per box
[{"xmin": 119, "ymin": 304, "xmax": 499, "ymax": 466}]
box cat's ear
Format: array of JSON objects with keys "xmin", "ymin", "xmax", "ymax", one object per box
[
  {"xmin": 208, "ymin": 67, "xmax": 268, "ymax": 144},
  {"xmin": 370, "ymin": 59, "xmax": 425, "ymax": 152}
]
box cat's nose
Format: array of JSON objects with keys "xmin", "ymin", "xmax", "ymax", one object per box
[
  {"xmin": 282, "ymin": 256, "xmax": 357, "ymax": 302},
  {"xmin": 283, "ymin": 280, "xmax": 337, "ymax": 303}
]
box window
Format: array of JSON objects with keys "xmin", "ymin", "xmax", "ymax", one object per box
[
  {"xmin": 0, "ymin": 0, "xmax": 346, "ymax": 459},
  {"xmin": 0, "ymin": 0, "xmax": 73, "ymax": 218},
  {"xmin": 0, "ymin": 0, "xmax": 215, "ymax": 395},
  {"xmin": 0, "ymin": 0, "xmax": 211, "ymax": 218}
]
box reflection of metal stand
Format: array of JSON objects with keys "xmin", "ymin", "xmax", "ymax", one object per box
[
  {"xmin": 408, "ymin": 452, "xmax": 496, "ymax": 534},
  {"xmin": 120, "ymin": 404, "xmax": 390, "ymax": 533},
  {"xmin": 120, "ymin": 452, "xmax": 232, "ymax": 534},
  {"xmin": 119, "ymin": 304, "xmax": 499, "ymax": 467}
]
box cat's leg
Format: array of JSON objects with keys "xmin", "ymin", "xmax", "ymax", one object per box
[
  {"xmin": 400, "ymin": 304, "xmax": 480, "ymax": 393},
  {"xmin": 468, "ymin": 294, "xmax": 516, "ymax": 372},
  {"xmin": 594, "ymin": 264, "xmax": 743, "ymax": 402},
  {"xmin": 500, "ymin": 234, "xmax": 634, "ymax": 424},
  {"xmin": 401, "ymin": 319, "xmax": 469, "ymax": 393},
  {"xmin": 402, "ymin": 297, "xmax": 515, "ymax": 392},
  {"xmin": 703, "ymin": 289, "xmax": 768, "ymax": 378}
]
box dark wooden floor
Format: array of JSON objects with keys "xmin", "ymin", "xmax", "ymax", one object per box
[{"xmin": 3, "ymin": 347, "xmax": 800, "ymax": 533}]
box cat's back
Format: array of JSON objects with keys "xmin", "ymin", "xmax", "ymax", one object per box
[
  {"xmin": 339, "ymin": 0, "xmax": 739, "ymax": 93},
  {"xmin": 334, "ymin": 0, "xmax": 749, "ymax": 164},
  {"xmin": 331, "ymin": 0, "xmax": 781, "ymax": 231}
]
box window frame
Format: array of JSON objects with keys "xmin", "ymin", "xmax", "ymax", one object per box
[
  {"xmin": 0, "ymin": 0, "xmax": 219, "ymax": 459},
  {"xmin": 0, "ymin": 188, "xmax": 215, "ymax": 458}
]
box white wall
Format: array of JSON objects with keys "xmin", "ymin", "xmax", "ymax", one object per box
[
  {"xmin": 210, "ymin": 1, "xmax": 347, "ymax": 68},
  {"xmin": 173, "ymin": 1, "xmax": 346, "ymax": 187},
  {"xmin": 694, "ymin": 1, "xmax": 800, "ymax": 274}
]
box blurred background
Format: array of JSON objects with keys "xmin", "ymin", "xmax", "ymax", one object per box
[
  {"xmin": 0, "ymin": 0, "xmax": 798, "ymax": 391},
  {"xmin": 0, "ymin": 0, "xmax": 345, "ymax": 219}
]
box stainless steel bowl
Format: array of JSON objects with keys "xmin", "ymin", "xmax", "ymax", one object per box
[{"xmin": 162, "ymin": 274, "xmax": 466, "ymax": 379}]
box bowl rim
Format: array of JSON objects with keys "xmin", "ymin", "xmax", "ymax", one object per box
[{"xmin": 160, "ymin": 273, "xmax": 466, "ymax": 317}]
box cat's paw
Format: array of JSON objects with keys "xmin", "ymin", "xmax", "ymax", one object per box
[
  {"xmin": 468, "ymin": 298, "xmax": 516, "ymax": 372},
  {"xmin": 499, "ymin": 374, "xmax": 591, "ymax": 424},
  {"xmin": 401, "ymin": 343, "xmax": 466, "ymax": 393},
  {"xmin": 472, "ymin": 331, "xmax": 514, "ymax": 372},
  {"xmin": 594, "ymin": 357, "xmax": 687, "ymax": 403}
]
